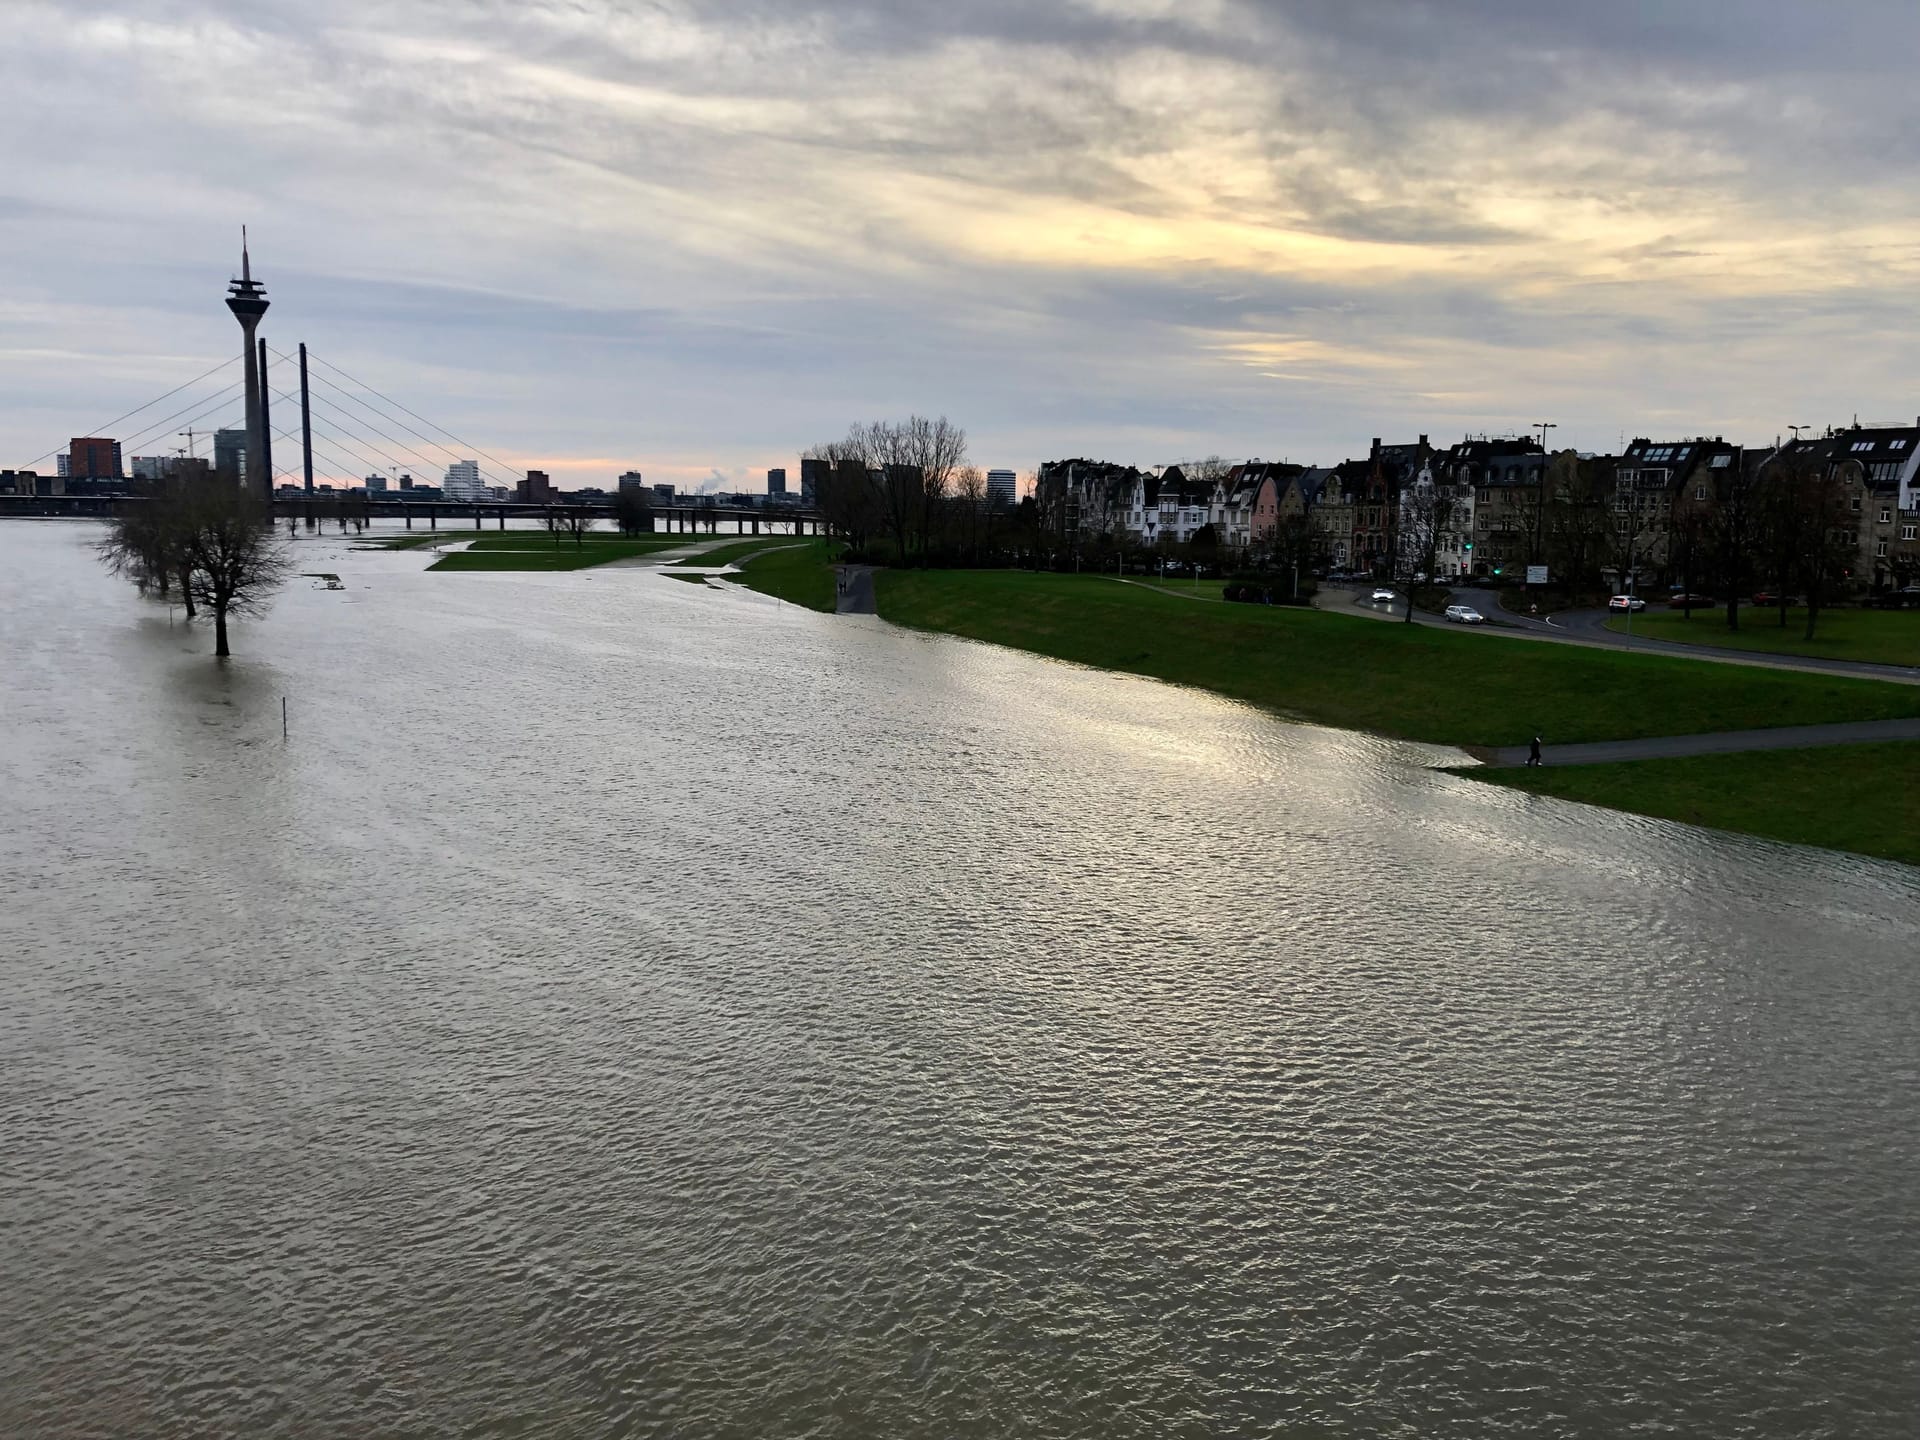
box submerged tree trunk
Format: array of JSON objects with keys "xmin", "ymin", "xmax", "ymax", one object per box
[{"xmin": 214, "ymin": 606, "xmax": 230, "ymax": 658}]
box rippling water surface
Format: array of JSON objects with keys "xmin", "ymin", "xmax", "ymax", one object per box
[{"xmin": 2, "ymin": 521, "xmax": 1917, "ymax": 1438}]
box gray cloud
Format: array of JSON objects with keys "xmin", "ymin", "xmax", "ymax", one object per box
[{"xmin": 4, "ymin": 0, "xmax": 1920, "ymax": 484}]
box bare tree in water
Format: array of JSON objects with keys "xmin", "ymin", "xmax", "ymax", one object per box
[
  {"xmin": 179, "ymin": 481, "xmax": 291, "ymax": 657},
  {"xmin": 100, "ymin": 477, "xmax": 289, "ymax": 656}
]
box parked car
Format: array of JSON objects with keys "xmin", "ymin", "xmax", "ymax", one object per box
[
  {"xmin": 1666, "ymin": 593, "xmax": 1717, "ymax": 608},
  {"xmin": 1608, "ymin": 595, "xmax": 1647, "ymax": 612},
  {"xmin": 1444, "ymin": 605, "xmax": 1486, "ymax": 624},
  {"xmin": 1370, "ymin": 588, "xmax": 1397, "ymax": 603},
  {"xmin": 1751, "ymin": 591, "xmax": 1802, "ymax": 607}
]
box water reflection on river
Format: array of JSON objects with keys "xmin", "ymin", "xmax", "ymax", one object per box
[{"xmin": 2, "ymin": 521, "xmax": 1916, "ymax": 1438}]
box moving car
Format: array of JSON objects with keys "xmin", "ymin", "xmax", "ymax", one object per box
[
  {"xmin": 1751, "ymin": 591, "xmax": 1802, "ymax": 607},
  {"xmin": 1666, "ymin": 593, "xmax": 1716, "ymax": 608},
  {"xmin": 1607, "ymin": 595, "xmax": 1646, "ymax": 612},
  {"xmin": 1444, "ymin": 605, "xmax": 1486, "ymax": 624},
  {"xmin": 1370, "ymin": 588, "xmax": 1397, "ymax": 603}
]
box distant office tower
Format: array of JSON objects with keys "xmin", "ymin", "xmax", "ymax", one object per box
[
  {"xmin": 618, "ymin": 470, "xmax": 645, "ymax": 492},
  {"xmin": 131, "ymin": 456, "xmax": 173, "ymax": 481},
  {"xmin": 986, "ymin": 468, "xmax": 1017, "ymax": 509},
  {"xmin": 767, "ymin": 467, "xmax": 787, "ymax": 497},
  {"xmin": 214, "ymin": 428, "xmax": 248, "ymax": 483},
  {"xmin": 650, "ymin": 483, "xmax": 674, "ymax": 503},
  {"xmin": 365, "ymin": 474, "xmax": 389, "ymax": 494},
  {"xmin": 56, "ymin": 455, "xmax": 70, "ymax": 478},
  {"xmin": 444, "ymin": 459, "xmax": 485, "ymax": 502},
  {"xmin": 800, "ymin": 456, "xmax": 828, "ymax": 504},
  {"xmin": 515, "ymin": 469, "xmax": 554, "ymax": 504},
  {"xmin": 67, "ymin": 437, "xmax": 121, "ymax": 479}
]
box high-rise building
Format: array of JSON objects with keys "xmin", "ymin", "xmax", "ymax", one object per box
[
  {"xmin": 365, "ymin": 474, "xmax": 389, "ymax": 494},
  {"xmin": 800, "ymin": 456, "xmax": 828, "ymax": 504},
  {"xmin": 767, "ymin": 467, "xmax": 787, "ymax": 497},
  {"xmin": 444, "ymin": 459, "xmax": 485, "ymax": 502},
  {"xmin": 213, "ymin": 429, "xmax": 248, "ymax": 484},
  {"xmin": 618, "ymin": 470, "xmax": 645, "ymax": 492},
  {"xmin": 515, "ymin": 470, "xmax": 556, "ymax": 503},
  {"xmin": 986, "ymin": 469, "xmax": 1017, "ymax": 509},
  {"xmin": 67, "ymin": 438, "xmax": 121, "ymax": 479},
  {"xmin": 131, "ymin": 456, "xmax": 174, "ymax": 481}
]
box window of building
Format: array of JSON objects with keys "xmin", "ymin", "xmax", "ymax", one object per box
[
  {"xmin": 1876, "ymin": 540, "xmax": 1889, "ymax": 557},
  {"xmin": 1893, "ymin": 438, "xmax": 1910, "ymax": 449},
  {"xmin": 1851, "ymin": 494, "xmax": 1862, "ymax": 510},
  {"xmin": 1852, "ymin": 440, "xmax": 1874, "ymax": 452},
  {"xmin": 1881, "ymin": 508, "xmax": 1893, "ymax": 523},
  {"xmin": 1694, "ymin": 486, "xmax": 1707, "ymax": 500},
  {"xmin": 1904, "ymin": 524, "xmax": 1918, "ymax": 541}
]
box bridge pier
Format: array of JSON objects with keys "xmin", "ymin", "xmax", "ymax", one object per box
[
  {"xmin": 498, "ymin": 509, "xmax": 505, "ymax": 530},
  {"xmin": 404, "ymin": 509, "xmax": 412, "ymax": 530},
  {"xmin": 430, "ymin": 507, "xmax": 438, "ymax": 530}
]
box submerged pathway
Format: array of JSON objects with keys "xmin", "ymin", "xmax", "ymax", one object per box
[{"xmin": 1483, "ymin": 716, "xmax": 1920, "ymax": 768}]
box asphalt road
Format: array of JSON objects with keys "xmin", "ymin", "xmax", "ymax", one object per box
[{"xmin": 1315, "ymin": 583, "xmax": 1920, "ymax": 685}]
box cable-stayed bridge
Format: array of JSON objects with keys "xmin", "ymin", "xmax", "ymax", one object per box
[{"xmin": 6, "ymin": 241, "xmax": 819, "ymax": 535}]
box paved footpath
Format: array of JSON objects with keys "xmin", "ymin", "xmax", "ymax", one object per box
[
  {"xmin": 1486, "ymin": 717, "xmax": 1920, "ymax": 768},
  {"xmin": 834, "ymin": 564, "xmax": 877, "ymax": 615}
]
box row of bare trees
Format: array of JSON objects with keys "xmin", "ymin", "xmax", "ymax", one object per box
[
  {"xmin": 807, "ymin": 416, "xmax": 993, "ymax": 562},
  {"xmin": 97, "ymin": 477, "xmax": 290, "ymax": 657}
]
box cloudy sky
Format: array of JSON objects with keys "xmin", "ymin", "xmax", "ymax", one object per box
[{"xmin": 7, "ymin": 0, "xmax": 1920, "ymax": 491}]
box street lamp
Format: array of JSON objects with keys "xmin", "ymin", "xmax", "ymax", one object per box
[
  {"xmin": 1536, "ymin": 421, "xmax": 1557, "ymax": 452},
  {"xmin": 1787, "ymin": 424, "xmax": 1810, "ymax": 444}
]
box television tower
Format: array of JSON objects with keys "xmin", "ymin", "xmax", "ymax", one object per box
[{"xmin": 225, "ymin": 227, "xmax": 271, "ymax": 503}]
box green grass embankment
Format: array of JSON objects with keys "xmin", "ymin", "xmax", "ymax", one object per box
[
  {"xmin": 871, "ymin": 570, "xmax": 1920, "ymax": 748},
  {"xmin": 1603, "ymin": 607, "xmax": 1920, "ymax": 667},
  {"xmin": 666, "ymin": 538, "xmax": 802, "ymax": 567},
  {"xmin": 429, "ymin": 535, "xmax": 682, "ymax": 571},
  {"xmin": 730, "ymin": 540, "xmax": 839, "ymax": 612},
  {"xmin": 1478, "ymin": 743, "xmax": 1920, "ymax": 867}
]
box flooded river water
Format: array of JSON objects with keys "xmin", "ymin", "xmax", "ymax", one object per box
[{"xmin": 2, "ymin": 521, "xmax": 1916, "ymax": 1437}]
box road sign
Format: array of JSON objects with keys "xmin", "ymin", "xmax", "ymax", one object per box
[{"xmin": 1526, "ymin": 564, "xmax": 1549, "ymax": 585}]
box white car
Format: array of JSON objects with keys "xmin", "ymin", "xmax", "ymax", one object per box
[
  {"xmin": 1608, "ymin": 595, "xmax": 1647, "ymax": 612},
  {"xmin": 1444, "ymin": 605, "xmax": 1486, "ymax": 624},
  {"xmin": 1369, "ymin": 588, "xmax": 1397, "ymax": 603}
]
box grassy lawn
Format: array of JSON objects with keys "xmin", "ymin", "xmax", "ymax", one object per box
[
  {"xmin": 1475, "ymin": 742, "xmax": 1920, "ymax": 867},
  {"xmin": 872, "ymin": 570, "xmax": 1920, "ymax": 748},
  {"xmin": 666, "ymin": 538, "xmax": 804, "ymax": 567},
  {"xmin": 1129, "ymin": 578, "xmax": 1229, "ymax": 602},
  {"xmin": 428, "ymin": 537, "xmax": 681, "ymax": 571},
  {"xmin": 361, "ymin": 530, "xmax": 493, "ymax": 550},
  {"xmin": 1604, "ymin": 606, "xmax": 1920, "ymax": 667},
  {"xmin": 731, "ymin": 540, "xmax": 840, "ymax": 612}
]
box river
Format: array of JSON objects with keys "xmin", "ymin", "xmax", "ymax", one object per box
[{"xmin": 2, "ymin": 520, "xmax": 1916, "ymax": 1438}]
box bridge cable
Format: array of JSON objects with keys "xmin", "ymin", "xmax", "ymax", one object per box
[
  {"xmin": 16, "ymin": 355, "xmax": 240, "ymax": 469},
  {"xmin": 298, "ymin": 348, "xmax": 526, "ymax": 483},
  {"xmin": 268, "ymin": 346, "xmax": 519, "ymax": 490}
]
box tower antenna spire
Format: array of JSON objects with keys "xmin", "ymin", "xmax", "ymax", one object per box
[{"xmin": 242, "ymin": 225, "xmax": 251, "ymax": 282}]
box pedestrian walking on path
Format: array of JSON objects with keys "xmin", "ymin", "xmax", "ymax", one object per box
[{"xmin": 1528, "ymin": 734, "xmax": 1543, "ymax": 767}]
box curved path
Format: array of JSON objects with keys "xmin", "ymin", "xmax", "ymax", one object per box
[{"xmin": 1483, "ymin": 717, "xmax": 1920, "ymax": 768}]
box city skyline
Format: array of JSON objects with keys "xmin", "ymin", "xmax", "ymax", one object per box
[{"xmin": 8, "ymin": 2, "xmax": 1920, "ymax": 489}]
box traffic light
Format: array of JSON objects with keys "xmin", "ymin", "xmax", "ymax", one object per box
[
  {"xmin": 1492, "ymin": 566, "xmax": 1502, "ymax": 576},
  {"xmin": 1463, "ymin": 542, "xmax": 1473, "ymax": 551}
]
